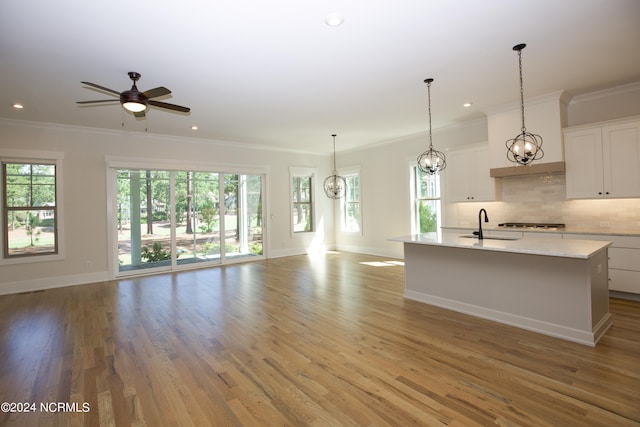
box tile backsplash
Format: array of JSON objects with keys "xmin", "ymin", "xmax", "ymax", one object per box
[{"xmin": 447, "ymin": 173, "xmax": 640, "ymax": 231}]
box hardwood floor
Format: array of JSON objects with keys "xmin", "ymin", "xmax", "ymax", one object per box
[{"xmin": 1, "ymin": 252, "xmax": 639, "ymax": 426}]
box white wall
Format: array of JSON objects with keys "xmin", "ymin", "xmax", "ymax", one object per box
[
  {"xmin": 0, "ymin": 120, "xmax": 334, "ymax": 294},
  {"xmin": 334, "ymin": 82, "xmax": 640, "ymax": 257},
  {"xmin": 1, "ymin": 81, "xmax": 639, "ymax": 293},
  {"xmin": 335, "ymin": 120, "xmax": 489, "ymax": 258},
  {"xmin": 567, "ymin": 82, "xmax": 640, "ymax": 127}
]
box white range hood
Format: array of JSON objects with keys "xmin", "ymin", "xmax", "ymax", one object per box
[{"xmin": 486, "ymin": 90, "xmax": 572, "ymax": 177}]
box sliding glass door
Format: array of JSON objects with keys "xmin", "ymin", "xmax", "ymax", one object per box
[{"xmin": 115, "ymin": 168, "xmax": 264, "ymax": 276}]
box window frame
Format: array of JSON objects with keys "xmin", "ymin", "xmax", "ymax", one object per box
[
  {"xmin": 1, "ymin": 150, "xmax": 65, "ymax": 265},
  {"xmin": 290, "ymin": 167, "xmax": 316, "ymax": 235},
  {"xmin": 409, "ymin": 161, "xmax": 442, "ymax": 237},
  {"xmin": 339, "ymin": 167, "xmax": 362, "ymax": 234},
  {"xmin": 106, "ymin": 157, "xmax": 268, "ymax": 278}
]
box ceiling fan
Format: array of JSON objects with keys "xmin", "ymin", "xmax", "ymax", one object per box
[{"xmin": 77, "ymin": 71, "xmax": 190, "ymax": 117}]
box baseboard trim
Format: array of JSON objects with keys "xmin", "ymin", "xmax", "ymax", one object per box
[
  {"xmin": 0, "ymin": 271, "xmax": 110, "ymax": 296},
  {"xmin": 404, "ymin": 290, "xmax": 608, "ymax": 346}
]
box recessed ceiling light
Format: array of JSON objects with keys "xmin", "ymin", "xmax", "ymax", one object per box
[
  {"xmin": 325, "ymin": 13, "xmax": 344, "ymax": 26},
  {"xmin": 463, "ymin": 102, "xmax": 473, "ymax": 108},
  {"xmin": 191, "ymin": 125, "xmax": 198, "ymax": 131},
  {"xmin": 12, "ymin": 103, "xmax": 24, "ymax": 109}
]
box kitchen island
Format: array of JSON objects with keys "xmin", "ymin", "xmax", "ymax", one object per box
[{"xmin": 390, "ymin": 233, "xmax": 612, "ymax": 346}]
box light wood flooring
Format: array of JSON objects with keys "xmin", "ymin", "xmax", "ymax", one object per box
[{"xmin": 0, "ymin": 252, "xmax": 639, "ymax": 426}]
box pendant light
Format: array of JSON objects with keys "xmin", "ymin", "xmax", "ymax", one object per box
[
  {"xmin": 324, "ymin": 134, "xmax": 347, "ymax": 199},
  {"xmin": 417, "ymin": 78, "xmax": 446, "ymax": 175},
  {"xmin": 505, "ymin": 43, "xmax": 544, "ymax": 166}
]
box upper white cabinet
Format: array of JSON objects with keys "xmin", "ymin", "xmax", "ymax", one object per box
[
  {"xmin": 445, "ymin": 145, "xmax": 498, "ymax": 202},
  {"xmin": 564, "ymin": 117, "xmax": 640, "ymax": 199}
]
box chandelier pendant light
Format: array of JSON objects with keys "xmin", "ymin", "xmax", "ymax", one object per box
[
  {"xmin": 324, "ymin": 134, "xmax": 347, "ymax": 199},
  {"xmin": 417, "ymin": 78, "xmax": 446, "ymax": 175},
  {"xmin": 505, "ymin": 43, "xmax": 544, "ymax": 166}
]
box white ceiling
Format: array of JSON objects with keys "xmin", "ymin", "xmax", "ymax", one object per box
[{"xmin": 1, "ymin": 0, "xmax": 639, "ymax": 154}]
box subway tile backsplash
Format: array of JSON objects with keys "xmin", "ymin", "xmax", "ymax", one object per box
[{"xmin": 447, "ymin": 173, "xmax": 640, "ymax": 231}]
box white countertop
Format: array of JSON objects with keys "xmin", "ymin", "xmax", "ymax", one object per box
[
  {"xmin": 389, "ymin": 233, "xmax": 611, "ymax": 259},
  {"xmin": 441, "ymin": 225, "xmax": 640, "ymax": 237}
]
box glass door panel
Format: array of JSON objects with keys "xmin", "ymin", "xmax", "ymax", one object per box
[
  {"xmin": 175, "ymin": 171, "xmax": 221, "ymax": 265},
  {"xmin": 117, "ymin": 169, "xmax": 172, "ymax": 272},
  {"xmin": 223, "ymin": 174, "xmax": 263, "ymax": 259}
]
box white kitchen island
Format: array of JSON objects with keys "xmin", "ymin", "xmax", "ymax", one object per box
[{"xmin": 390, "ymin": 233, "xmax": 612, "ymax": 346}]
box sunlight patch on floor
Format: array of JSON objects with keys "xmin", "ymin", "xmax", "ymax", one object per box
[{"xmin": 359, "ymin": 260, "xmax": 404, "ymax": 267}]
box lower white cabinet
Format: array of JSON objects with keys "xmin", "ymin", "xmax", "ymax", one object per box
[
  {"xmin": 440, "ymin": 227, "xmax": 639, "ymax": 295},
  {"xmin": 562, "ymin": 233, "xmax": 640, "ymax": 294}
]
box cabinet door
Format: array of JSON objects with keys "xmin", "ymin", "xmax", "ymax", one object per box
[
  {"xmin": 469, "ymin": 147, "xmax": 495, "ymax": 202},
  {"xmin": 565, "ymin": 128, "xmax": 604, "ymax": 199},
  {"xmin": 445, "ymin": 146, "xmax": 495, "ymax": 202},
  {"xmin": 445, "ymin": 150, "xmax": 470, "ymax": 202},
  {"xmin": 602, "ymin": 121, "xmax": 640, "ymax": 198}
]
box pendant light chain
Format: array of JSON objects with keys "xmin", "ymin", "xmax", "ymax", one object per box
[
  {"xmin": 324, "ymin": 134, "xmax": 347, "ymax": 199},
  {"xmin": 427, "ymin": 80, "xmax": 433, "ymax": 149},
  {"xmin": 518, "ymin": 47, "xmax": 526, "ymax": 134},
  {"xmin": 505, "ymin": 43, "xmax": 544, "ymax": 166},
  {"xmin": 417, "ymin": 78, "xmax": 446, "ymax": 175},
  {"xmin": 332, "ymin": 134, "xmax": 338, "ymax": 172}
]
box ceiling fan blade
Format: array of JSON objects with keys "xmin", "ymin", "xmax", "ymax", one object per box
[
  {"xmin": 76, "ymin": 99, "xmax": 120, "ymax": 104},
  {"xmin": 148, "ymin": 100, "xmax": 190, "ymax": 113},
  {"xmin": 81, "ymin": 81, "xmax": 121, "ymax": 96},
  {"xmin": 142, "ymin": 86, "xmax": 171, "ymax": 99}
]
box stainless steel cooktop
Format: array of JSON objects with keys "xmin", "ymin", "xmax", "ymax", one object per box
[{"xmin": 498, "ymin": 222, "xmax": 565, "ymax": 230}]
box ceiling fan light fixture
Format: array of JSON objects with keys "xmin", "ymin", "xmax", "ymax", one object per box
[
  {"xmin": 78, "ymin": 72, "xmax": 190, "ymax": 117},
  {"xmin": 122, "ymin": 101, "xmax": 147, "ymax": 113}
]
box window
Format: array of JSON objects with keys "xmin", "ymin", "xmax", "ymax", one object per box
[
  {"xmin": 291, "ymin": 169, "xmax": 315, "ymax": 233},
  {"xmin": 2, "ymin": 161, "xmax": 58, "ymax": 259},
  {"xmin": 341, "ymin": 171, "xmax": 361, "ymax": 233},
  {"xmin": 410, "ymin": 163, "xmax": 442, "ymax": 237}
]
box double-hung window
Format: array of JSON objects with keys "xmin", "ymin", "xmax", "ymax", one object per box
[
  {"xmin": 340, "ymin": 171, "xmax": 361, "ymax": 233},
  {"xmin": 2, "ymin": 152, "xmax": 63, "ymax": 261},
  {"xmin": 291, "ymin": 168, "xmax": 315, "ymax": 233},
  {"xmin": 410, "ymin": 163, "xmax": 441, "ymax": 237}
]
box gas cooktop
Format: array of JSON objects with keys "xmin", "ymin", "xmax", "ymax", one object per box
[{"xmin": 498, "ymin": 222, "xmax": 565, "ymax": 230}]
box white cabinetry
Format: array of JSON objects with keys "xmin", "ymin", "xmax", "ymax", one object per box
[
  {"xmin": 445, "ymin": 145, "xmax": 498, "ymax": 202},
  {"xmin": 564, "ymin": 117, "xmax": 640, "ymax": 199},
  {"xmin": 563, "ymin": 233, "xmax": 640, "ymax": 295}
]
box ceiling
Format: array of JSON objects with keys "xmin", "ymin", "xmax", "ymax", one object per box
[{"xmin": 1, "ymin": 0, "xmax": 639, "ymax": 154}]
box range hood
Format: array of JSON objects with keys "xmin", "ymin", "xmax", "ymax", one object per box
[{"xmin": 486, "ymin": 90, "xmax": 572, "ymax": 177}]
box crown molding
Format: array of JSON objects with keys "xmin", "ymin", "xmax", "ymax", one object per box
[
  {"xmin": 483, "ymin": 90, "xmax": 571, "ymax": 116},
  {"xmin": 569, "ymin": 81, "xmax": 640, "ymax": 105},
  {"xmin": 0, "ymin": 118, "xmax": 324, "ymax": 156}
]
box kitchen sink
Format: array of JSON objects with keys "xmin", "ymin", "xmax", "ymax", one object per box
[{"xmin": 458, "ymin": 234, "xmax": 520, "ymax": 241}]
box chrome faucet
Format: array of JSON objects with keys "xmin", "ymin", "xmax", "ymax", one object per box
[{"xmin": 478, "ymin": 208, "xmax": 489, "ymax": 240}]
